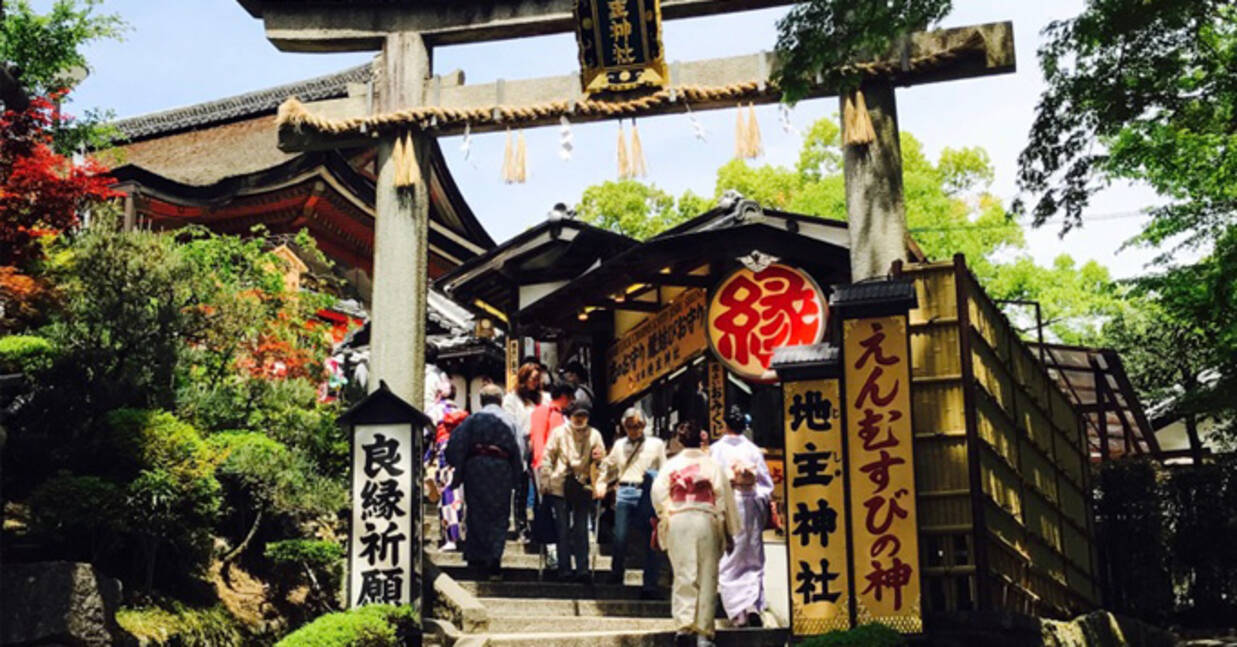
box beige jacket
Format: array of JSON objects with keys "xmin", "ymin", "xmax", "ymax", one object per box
[{"xmin": 538, "ymin": 422, "xmax": 605, "ymax": 498}]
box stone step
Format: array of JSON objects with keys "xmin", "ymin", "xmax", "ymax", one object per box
[
  {"xmin": 441, "ymin": 564, "xmax": 649, "ymax": 587},
  {"xmin": 487, "ymin": 615, "xmax": 677, "ymax": 634},
  {"xmin": 457, "ymin": 579, "xmax": 654, "ymax": 600},
  {"xmin": 430, "ymin": 549, "xmax": 612, "ymax": 572},
  {"xmin": 476, "ymin": 598, "xmax": 726, "ymax": 620},
  {"xmin": 426, "ymin": 540, "xmax": 539, "ymax": 555},
  {"xmin": 461, "ymin": 628, "xmax": 789, "ymax": 647}
]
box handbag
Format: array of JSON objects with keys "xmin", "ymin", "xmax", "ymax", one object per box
[
  {"xmin": 532, "ymin": 496, "xmax": 557, "ymax": 544},
  {"xmin": 564, "ymin": 471, "xmax": 592, "ymax": 506}
]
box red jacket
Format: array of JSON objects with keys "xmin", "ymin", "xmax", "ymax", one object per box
[{"xmin": 529, "ymin": 402, "xmax": 565, "ymax": 469}]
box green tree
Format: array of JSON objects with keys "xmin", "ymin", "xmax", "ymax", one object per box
[
  {"xmin": 1017, "ymin": 0, "xmax": 1236, "ymax": 248},
  {"xmin": 577, "ymin": 180, "xmax": 692, "ymax": 240},
  {"xmin": 1019, "ymin": 0, "xmax": 1237, "ymax": 451},
  {"xmin": 0, "ymin": 0, "xmax": 126, "ymax": 152},
  {"xmin": 208, "ymin": 432, "xmax": 344, "ymax": 567},
  {"xmin": 1104, "ymin": 229, "xmax": 1237, "ymax": 450},
  {"xmin": 772, "ymin": 0, "xmax": 953, "ymax": 103},
  {"xmin": 107, "ymin": 409, "xmax": 222, "ymax": 593}
]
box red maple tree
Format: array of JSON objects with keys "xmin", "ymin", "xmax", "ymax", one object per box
[{"xmin": 0, "ymin": 93, "xmax": 119, "ymax": 267}]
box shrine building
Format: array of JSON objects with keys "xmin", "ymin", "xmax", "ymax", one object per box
[{"xmin": 437, "ymin": 193, "xmax": 1162, "ymax": 624}]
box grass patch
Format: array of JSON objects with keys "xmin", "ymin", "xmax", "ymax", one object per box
[{"xmin": 116, "ymin": 602, "xmax": 247, "ymax": 646}]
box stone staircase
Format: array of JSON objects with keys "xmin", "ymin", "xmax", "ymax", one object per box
[{"xmin": 422, "ymin": 500, "xmax": 789, "ymax": 647}]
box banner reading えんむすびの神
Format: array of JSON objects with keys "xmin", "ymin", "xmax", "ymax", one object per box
[{"xmin": 842, "ymin": 314, "xmax": 921, "ymax": 633}]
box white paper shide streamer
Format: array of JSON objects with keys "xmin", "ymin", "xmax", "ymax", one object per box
[
  {"xmin": 778, "ymin": 103, "xmax": 798, "ymax": 136},
  {"xmin": 459, "ymin": 122, "xmax": 472, "ymax": 161},
  {"xmin": 559, "ymin": 116, "xmax": 574, "ymax": 161},
  {"xmin": 685, "ymin": 103, "xmax": 707, "ymax": 142}
]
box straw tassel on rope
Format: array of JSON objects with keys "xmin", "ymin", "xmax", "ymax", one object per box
[
  {"xmin": 746, "ymin": 103, "xmax": 762, "ymax": 158},
  {"xmin": 842, "ymin": 87, "xmax": 876, "ymax": 147},
  {"xmin": 501, "ymin": 128, "xmax": 514, "ymax": 183},
  {"xmin": 629, "ymin": 119, "xmax": 647, "ymax": 178},
  {"xmin": 392, "ymin": 131, "xmax": 422, "ymax": 190},
  {"xmin": 734, "ymin": 103, "xmax": 748, "ymax": 159},
  {"xmin": 617, "ymin": 122, "xmax": 631, "ymax": 179},
  {"xmin": 514, "ymin": 130, "xmax": 527, "ymax": 183}
]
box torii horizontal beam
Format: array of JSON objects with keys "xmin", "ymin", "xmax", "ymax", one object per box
[
  {"xmin": 277, "ymin": 21, "xmax": 1014, "ymax": 153},
  {"xmin": 239, "ymin": 0, "xmax": 798, "ymax": 51}
]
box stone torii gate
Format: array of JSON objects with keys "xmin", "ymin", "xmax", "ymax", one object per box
[{"xmin": 236, "ymin": 0, "xmax": 1015, "ymax": 409}]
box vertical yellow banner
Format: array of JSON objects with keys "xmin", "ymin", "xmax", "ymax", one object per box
[
  {"xmin": 505, "ymin": 338, "xmax": 520, "ymax": 392},
  {"xmin": 842, "ymin": 315, "xmax": 922, "ymax": 634},
  {"xmin": 708, "ymin": 361, "xmax": 726, "ymax": 438},
  {"xmin": 784, "ymin": 378, "xmax": 851, "ymax": 635}
]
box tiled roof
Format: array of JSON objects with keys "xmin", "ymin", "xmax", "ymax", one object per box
[
  {"xmin": 112, "ymin": 63, "xmax": 372, "ymax": 141},
  {"xmin": 770, "ymin": 344, "xmax": 839, "ymax": 370},
  {"xmin": 830, "ymin": 279, "xmax": 917, "ymax": 311}
]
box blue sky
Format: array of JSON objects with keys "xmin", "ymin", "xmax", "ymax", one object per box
[{"xmin": 67, "ymin": 0, "xmax": 1171, "ymax": 279}]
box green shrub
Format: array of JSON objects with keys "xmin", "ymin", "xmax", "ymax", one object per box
[
  {"xmin": 266, "ymin": 539, "xmax": 344, "ymax": 568},
  {"xmin": 800, "ymin": 623, "xmax": 907, "ymax": 647},
  {"xmin": 29, "ymin": 473, "xmax": 125, "ymax": 562},
  {"xmin": 0, "ymin": 334, "xmax": 54, "ymax": 373},
  {"xmin": 116, "ymin": 602, "xmax": 247, "ymax": 647},
  {"xmin": 275, "ymin": 605, "xmax": 418, "ymax": 647},
  {"xmin": 108, "ymin": 409, "xmax": 219, "ymax": 480}
]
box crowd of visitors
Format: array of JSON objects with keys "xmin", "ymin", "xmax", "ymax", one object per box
[{"xmin": 423, "ymin": 360, "xmax": 772, "ymax": 647}]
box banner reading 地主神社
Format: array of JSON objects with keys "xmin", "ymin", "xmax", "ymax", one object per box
[{"xmin": 783, "ymin": 377, "xmax": 852, "ymax": 635}]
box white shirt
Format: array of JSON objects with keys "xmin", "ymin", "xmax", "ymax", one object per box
[{"xmin": 599, "ymin": 434, "xmax": 667, "ymax": 486}]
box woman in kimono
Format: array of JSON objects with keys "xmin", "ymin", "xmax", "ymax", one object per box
[
  {"xmin": 424, "ymin": 381, "xmax": 463, "ymax": 550},
  {"xmin": 709, "ymin": 406, "xmax": 774, "ymax": 628},
  {"xmin": 430, "ymin": 409, "xmax": 468, "ymax": 551},
  {"xmin": 652, "ymin": 422, "xmax": 739, "ymax": 647}
]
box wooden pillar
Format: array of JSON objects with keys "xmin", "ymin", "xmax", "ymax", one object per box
[
  {"xmin": 123, "ymin": 187, "xmax": 137, "ymax": 231},
  {"xmin": 841, "ymin": 81, "xmax": 907, "ymax": 282},
  {"xmin": 369, "ymin": 31, "xmax": 431, "ymax": 406}
]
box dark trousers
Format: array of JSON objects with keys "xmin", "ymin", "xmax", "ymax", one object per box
[
  {"xmin": 512, "ymin": 469, "xmax": 530, "ymax": 533},
  {"xmin": 612, "ymin": 484, "xmax": 663, "ymax": 591},
  {"xmin": 547, "ymin": 494, "xmax": 590, "ymax": 577}
]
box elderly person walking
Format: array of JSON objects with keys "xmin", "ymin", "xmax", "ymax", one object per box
[
  {"xmin": 709, "ymin": 406, "xmax": 774, "ymax": 628},
  {"xmin": 596, "ymin": 407, "xmax": 667, "ymax": 596},
  {"xmin": 445, "ymin": 385, "xmax": 523, "ymax": 579},
  {"xmin": 652, "ymin": 421, "xmax": 738, "ymax": 647},
  {"xmin": 539, "ymin": 402, "xmax": 605, "ymax": 583}
]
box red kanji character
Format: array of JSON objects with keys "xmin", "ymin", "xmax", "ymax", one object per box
[
  {"xmin": 753, "ymin": 266, "xmax": 823, "ymax": 361},
  {"xmin": 713, "ymin": 274, "xmax": 763, "ymax": 366},
  {"xmin": 862, "ymin": 557, "xmax": 914, "ymax": 610}
]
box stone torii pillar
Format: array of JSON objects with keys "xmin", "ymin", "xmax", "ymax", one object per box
[
  {"xmin": 369, "ymin": 33, "xmax": 431, "ymax": 405},
  {"xmin": 843, "ymin": 80, "xmax": 906, "ymax": 282}
]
